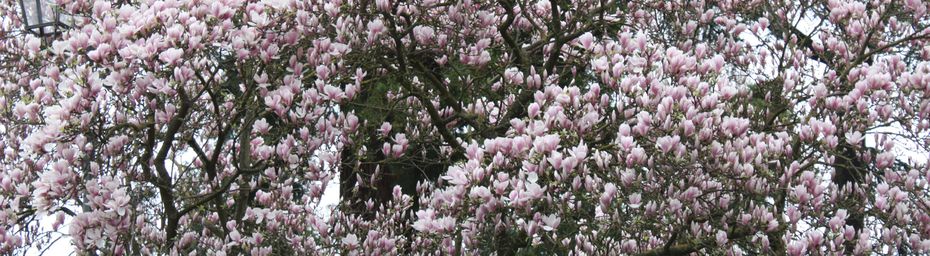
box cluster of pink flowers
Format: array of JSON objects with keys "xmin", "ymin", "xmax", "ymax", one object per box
[{"xmin": 0, "ymin": 0, "xmax": 929, "ymax": 255}]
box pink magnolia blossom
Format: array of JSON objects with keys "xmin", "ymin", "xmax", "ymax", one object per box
[{"xmin": 158, "ymin": 48, "xmax": 184, "ymax": 65}]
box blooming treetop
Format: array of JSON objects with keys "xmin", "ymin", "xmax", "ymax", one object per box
[{"xmin": 1, "ymin": 0, "xmax": 930, "ymax": 255}]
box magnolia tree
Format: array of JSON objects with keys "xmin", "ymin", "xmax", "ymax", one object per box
[{"xmin": 1, "ymin": 0, "xmax": 930, "ymax": 254}]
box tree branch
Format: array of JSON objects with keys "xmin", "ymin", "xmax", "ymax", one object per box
[
  {"xmin": 187, "ymin": 138, "xmax": 215, "ymax": 179},
  {"xmin": 153, "ymin": 86, "xmax": 192, "ymax": 244},
  {"xmin": 634, "ymin": 227, "xmax": 753, "ymax": 256}
]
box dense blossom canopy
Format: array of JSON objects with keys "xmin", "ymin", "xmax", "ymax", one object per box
[{"xmin": 2, "ymin": 0, "xmax": 930, "ymax": 255}]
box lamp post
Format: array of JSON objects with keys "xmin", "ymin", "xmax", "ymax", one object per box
[{"xmin": 18, "ymin": 0, "xmax": 73, "ymax": 37}]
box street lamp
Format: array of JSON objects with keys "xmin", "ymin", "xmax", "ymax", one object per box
[{"xmin": 18, "ymin": 0, "xmax": 74, "ymax": 37}]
